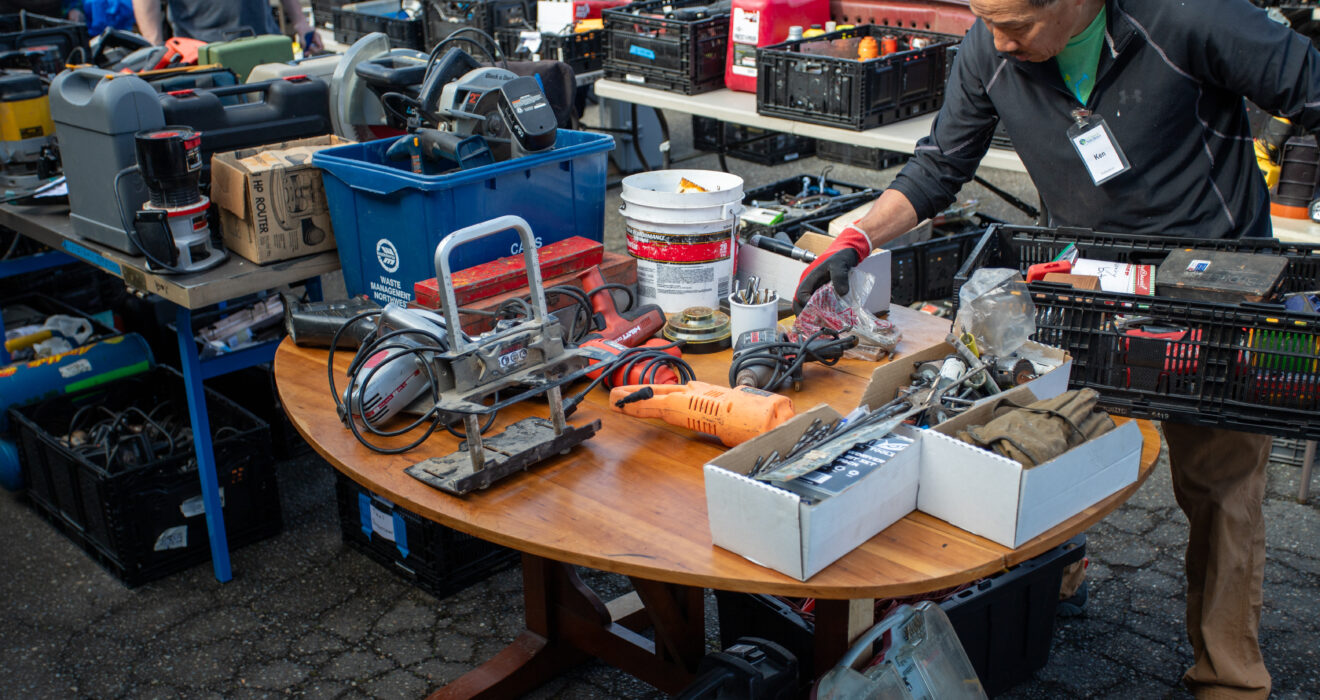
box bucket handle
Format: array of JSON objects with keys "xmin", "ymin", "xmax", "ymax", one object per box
[{"xmin": 618, "ymin": 201, "xmax": 744, "ymax": 219}]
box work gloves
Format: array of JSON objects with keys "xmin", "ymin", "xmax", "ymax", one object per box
[{"xmin": 793, "ymin": 224, "xmax": 872, "ymax": 313}]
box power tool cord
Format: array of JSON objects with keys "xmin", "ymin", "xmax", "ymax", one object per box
[{"xmin": 727, "ymin": 328, "xmax": 854, "ymax": 391}]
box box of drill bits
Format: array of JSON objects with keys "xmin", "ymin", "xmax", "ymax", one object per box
[
  {"xmin": 8, "ymin": 366, "xmax": 281, "ymax": 586},
  {"xmin": 704, "ymin": 389, "xmax": 922, "ymax": 580}
]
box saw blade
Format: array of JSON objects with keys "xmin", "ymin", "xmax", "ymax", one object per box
[{"xmin": 466, "ymin": 90, "xmax": 510, "ymax": 161}]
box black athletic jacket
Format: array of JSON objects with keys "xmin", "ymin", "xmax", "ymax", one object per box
[{"xmin": 888, "ymin": 0, "xmax": 1320, "ymax": 238}]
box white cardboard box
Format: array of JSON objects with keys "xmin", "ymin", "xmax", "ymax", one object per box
[
  {"xmin": 917, "ymin": 388, "xmax": 1144, "ymax": 548},
  {"xmin": 704, "ymin": 374, "xmax": 921, "ymax": 580},
  {"xmin": 736, "ymin": 232, "xmax": 892, "ymax": 313},
  {"xmin": 862, "ymin": 339, "xmax": 1074, "ymax": 413}
]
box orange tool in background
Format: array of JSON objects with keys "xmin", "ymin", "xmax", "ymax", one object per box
[
  {"xmin": 581, "ymin": 338, "xmax": 683, "ymax": 386},
  {"xmin": 609, "ymin": 381, "xmax": 796, "ymax": 447}
]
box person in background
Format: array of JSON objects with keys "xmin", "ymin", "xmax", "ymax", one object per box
[
  {"xmin": 794, "ymin": 0, "xmax": 1314, "ymax": 696},
  {"xmin": 131, "ymin": 0, "xmax": 323, "ymax": 54}
]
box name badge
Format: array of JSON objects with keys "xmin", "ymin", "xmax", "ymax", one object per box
[{"xmin": 1067, "ymin": 109, "xmax": 1130, "ymax": 186}]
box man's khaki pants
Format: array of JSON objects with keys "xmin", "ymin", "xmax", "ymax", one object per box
[{"xmin": 1163, "ymin": 423, "xmax": 1272, "ymax": 700}]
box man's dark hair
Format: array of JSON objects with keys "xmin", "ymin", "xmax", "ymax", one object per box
[{"xmin": 1027, "ymin": 0, "xmax": 1063, "ymax": 6}]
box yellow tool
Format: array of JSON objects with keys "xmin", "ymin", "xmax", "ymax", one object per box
[{"xmin": 609, "ymin": 381, "xmax": 796, "ymax": 447}]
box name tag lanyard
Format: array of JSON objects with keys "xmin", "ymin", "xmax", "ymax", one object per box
[{"xmin": 1067, "ymin": 108, "xmax": 1130, "ymax": 185}]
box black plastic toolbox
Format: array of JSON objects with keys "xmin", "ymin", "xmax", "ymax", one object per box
[
  {"xmin": 691, "ymin": 116, "xmax": 816, "ymax": 165},
  {"xmin": 335, "ymin": 472, "xmax": 519, "ymax": 599},
  {"xmin": 816, "ymin": 140, "xmax": 910, "ymax": 170},
  {"xmin": 602, "ymin": 0, "xmax": 730, "ymax": 95},
  {"xmin": 756, "ymin": 25, "xmax": 960, "ymax": 130},
  {"xmin": 10, "ymin": 366, "xmax": 281, "ymax": 587},
  {"xmin": 334, "ymin": 0, "xmax": 427, "ymax": 50},
  {"xmin": 426, "ymin": 0, "xmax": 535, "ymax": 46},
  {"xmin": 0, "ymin": 12, "xmax": 89, "ymax": 64},
  {"xmin": 496, "ymin": 26, "xmax": 604, "ymax": 73},
  {"xmin": 715, "ymin": 535, "xmax": 1085, "ymax": 696},
  {"xmin": 954, "ymin": 224, "xmax": 1320, "ymax": 440}
]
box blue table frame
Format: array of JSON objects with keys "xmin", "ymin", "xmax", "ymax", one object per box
[{"xmin": 0, "ymin": 204, "xmax": 340, "ymax": 582}]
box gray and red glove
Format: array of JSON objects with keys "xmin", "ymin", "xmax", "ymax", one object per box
[{"xmin": 793, "ymin": 224, "xmax": 872, "ymax": 313}]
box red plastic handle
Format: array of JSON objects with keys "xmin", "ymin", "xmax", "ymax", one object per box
[{"xmin": 1026, "ymin": 260, "xmax": 1072, "ymax": 282}]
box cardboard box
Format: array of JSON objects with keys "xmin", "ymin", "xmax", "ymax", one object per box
[
  {"xmin": 211, "ymin": 135, "xmax": 349, "ymax": 264},
  {"xmin": 863, "ymin": 339, "xmax": 1073, "ymax": 415},
  {"xmin": 917, "ymin": 387, "xmax": 1143, "ymax": 548},
  {"xmin": 736, "ymin": 232, "xmax": 892, "ymax": 313},
  {"xmin": 704, "ymin": 374, "xmax": 921, "ymax": 580}
]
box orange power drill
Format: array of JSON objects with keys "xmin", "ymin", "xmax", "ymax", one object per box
[{"xmin": 609, "ymin": 381, "xmax": 796, "ymax": 447}]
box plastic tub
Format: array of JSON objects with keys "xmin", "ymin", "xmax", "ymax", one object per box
[{"xmin": 313, "ymin": 129, "xmax": 613, "ymax": 307}]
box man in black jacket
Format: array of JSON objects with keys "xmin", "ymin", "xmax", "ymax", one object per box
[{"xmin": 795, "ymin": 0, "xmax": 1311, "ymax": 696}]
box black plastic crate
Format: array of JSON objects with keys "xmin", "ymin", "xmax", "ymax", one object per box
[
  {"xmin": 425, "ymin": 0, "xmax": 535, "ymax": 46},
  {"xmin": 715, "ymin": 535, "xmax": 1085, "ymax": 696},
  {"xmin": 691, "ymin": 115, "xmax": 816, "ymax": 165},
  {"xmin": 9, "ymin": 366, "xmax": 281, "ymax": 587},
  {"xmin": 757, "ymin": 25, "xmax": 959, "ymax": 130},
  {"xmin": 737, "ymin": 171, "xmax": 877, "ymax": 241},
  {"xmin": 496, "ymin": 26, "xmax": 604, "ymax": 73},
  {"xmin": 334, "ymin": 0, "xmax": 427, "ymax": 50},
  {"xmin": 0, "ymin": 12, "xmax": 89, "ymax": 64},
  {"xmin": 816, "ymin": 140, "xmax": 910, "ymax": 170},
  {"xmin": 335, "ymin": 472, "xmax": 519, "ymax": 599},
  {"xmin": 2, "ymin": 292, "xmax": 118, "ymax": 346},
  {"xmin": 954, "ymin": 224, "xmax": 1320, "ymax": 439},
  {"xmin": 603, "ymin": 0, "xmax": 730, "ymax": 95},
  {"xmin": 312, "ymin": 0, "xmax": 351, "ymax": 27}
]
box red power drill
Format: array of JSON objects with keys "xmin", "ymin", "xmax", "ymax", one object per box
[{"xmin": 579, "ymin": 266, "xmax": 666, "ymax": 346}]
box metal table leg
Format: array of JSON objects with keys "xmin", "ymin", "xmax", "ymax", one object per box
[
  {"xmin": 1299, "ymin": 440, "xmax": 1315, "ymax": 504},
  {"xmin": 175, "ymin": 304, "xmax": 232, "ymax": 583}
]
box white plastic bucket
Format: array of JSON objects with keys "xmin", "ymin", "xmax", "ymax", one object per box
[{"xmin": 619, "ymin": 170, "xmax": 744, "ymax": 312}]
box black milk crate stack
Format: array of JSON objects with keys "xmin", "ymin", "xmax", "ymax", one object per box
[
  {"xmin": 335, "ymin": 472, "xmax": 519, "ymax": 599},
  {"xmin": 426, "ymin": 0, "xmax": 535, "ymax": 45},
  {"xmin": 691, "ymin": 116, "xmax": 816, "ymax": 165},
  {"xmin": 312, "ymin": 0, "xmax": 351, "ymax": 27},
  {"xmin": 496, "ymin": 26, "xmax": 604, "ymax": 73},
  {"xmin": 334, "ymin": 0, "xmax": 427, "ymax": 50},
  {"xmin": 954, "ymin": 224, "xmax": 1320, "ymax": 440},
  {"xmin": 816, "ymin": 140, "xmax": 910, "ymax": 169},
  {"xmin": 757, "ymin": 26, "xmax": 959, "ymax": 130},
  {"xmin": 602, "ymin": 0, "xmax": 730, "ymax": 95},
  {"xmin": 715, "ymin": 535, "xmax": 1085, "ymax": 696},
  {"xmin": 739, "ymin": 172, "xmax": 876, "ymax": 240},
  {"xmin": 9, "ymin": 366, "xmax": 281, "ymax": 587}
]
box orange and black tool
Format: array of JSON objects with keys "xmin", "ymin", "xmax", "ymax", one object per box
[
  {"xmin": 581, "ymin": 338, "xmax": 682, "ymax": 386},
  {"xmin": 609, "ymin": 381, "xmax": 796, "ymax": 447},
  {"xmin": 580, "ymin": 266, "xmax": 666, "ymax": 346}
]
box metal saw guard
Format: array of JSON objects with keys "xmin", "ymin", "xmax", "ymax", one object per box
[{"xmin": 405, "ymin": 215, "xmax": 601, "ymax": 495}]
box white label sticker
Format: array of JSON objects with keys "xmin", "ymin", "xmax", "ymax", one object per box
[
  {"xmin": 369, "ymin": 504, "xmax": 396, "ymax": 542},
  {"xmin": 1071, "ymin": 124, "xmax": 1126, "ymax": 184},
  {"xmin": 179, "ymin": 488, "xmax": 225, "ymax": 518},
  {"xmin": 154, "ymin": 526, "xmax": 188, "ymax": 551},
  {"xmin": 58, "ymin": 359, "xmax": 93, "ymax": 379},
  {"xmin": 731, "ymin": 7, "xmax": 760, "ymax": 44}
]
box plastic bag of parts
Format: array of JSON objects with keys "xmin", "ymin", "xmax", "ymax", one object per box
[
  {"xmin": 815, "ymin": 601, "xmax": 987, "ymax": 700},
  {"xmin": 956, "ymin": 268, "xmax": 1035, "ymax": 357},
  {"xmin": 794, "ymin": 283, "xmax": 901, "ymax": 356}
]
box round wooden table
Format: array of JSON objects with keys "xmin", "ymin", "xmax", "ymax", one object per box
[{"xmin": 274, "ymin": 304, "xmax": 1160, "ymax": 698}]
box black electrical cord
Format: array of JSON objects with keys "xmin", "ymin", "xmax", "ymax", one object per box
[
  {"xmin": 561, "ymin": 340, "xmax": 694, "ymax": 417},
  {"xmin": 727, "ymin": 328, "xmax": 854, "ymax": 391},
  {"xmin": 583, "ymin": 282, "xmax": 635, "ymax": 314},
  {"xmin": 380, "ymin": 90, "xmax": 421, "ymax": 126},
  {"xmin": 112, "ymin": 165, "xmax": 229, "ymax": 275},
  {"xmin": 328, "ymin": 310, "xmax": 503, "ymax": 454}
]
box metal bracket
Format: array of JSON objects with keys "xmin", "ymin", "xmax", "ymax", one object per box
[{"xmin": 406, "ymin": 416, "xmax": 602, "ymax": 495}]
